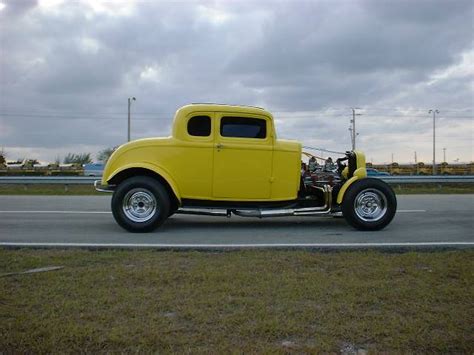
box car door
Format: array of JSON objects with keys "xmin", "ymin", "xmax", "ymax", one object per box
[
  {"xmin": 174, "ymin": 113, "xmax": 215, "ymax": 199},
  {"xmin": 212, "ymin": 113, "xmax": 273, "ymax": 199}
]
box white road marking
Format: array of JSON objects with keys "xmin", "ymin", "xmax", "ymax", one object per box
[
  {"xmin": 0, "ymin": 211, "xmax": 111, "ymax": 214},
  {"xmin": 0, "ymin": 209, "xmax": 426, "ymax": 214},
  {"xmin": 0, "ymin": 242, "xmax": 472, "ymax": 248},
  {"xmin": 395, "ymin": 210, "xmax": 426, "ymax": 213}
]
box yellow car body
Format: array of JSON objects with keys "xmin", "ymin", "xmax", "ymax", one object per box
[
  {"xmin": 97, "ymin": 104, "xmax": 399, "ymax": 233},
  {"xmin": 101, "ymin": 104, "xmax": 304, "ymax": 203}
]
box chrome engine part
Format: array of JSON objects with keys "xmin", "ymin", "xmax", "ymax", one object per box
[{"xmin": 302, "ymin": 155, "xmax": 342, "ymax": 189}]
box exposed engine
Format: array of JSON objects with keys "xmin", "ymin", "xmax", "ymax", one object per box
[
  {"xmin": 299, "ymin": 152, "xmax": 348, "ymax": 207},
  {"xmin": 302, "ymin": 152, "xmax": 342, "ymax": 183}
]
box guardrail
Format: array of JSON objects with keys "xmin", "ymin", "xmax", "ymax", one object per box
[
  {"xmin": 379, "ymin": 176, "xmax": 474, "ymax": 184},
  {"xmin": 0, "ymin": 176, "xmax": 98, "ymax": 185},
  {"xmin": 0, "ymin": 175, "xmax": 473, "ymax": 185}
]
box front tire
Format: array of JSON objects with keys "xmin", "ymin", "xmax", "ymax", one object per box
[
  {"xmin": 111, "ymin": 176, "xmax": 170, "ymax": 232},
  {"xmin": 341, "ymin": 178, "xmax": 397, "ymax": 231}
]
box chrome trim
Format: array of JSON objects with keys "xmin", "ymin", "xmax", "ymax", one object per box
[
  {"xmin": 177, "ymin": 208, "xmax": 229, "ymax": 217},
  {"xmin": 176, "ymin": 186, "xmax": 333, "ymax": 218},
  {"xmin": 94, "ymin": 180, "xmax": 115, "ymax": 193},
  {"xmin": 0, "ymin": 175, "xmax": 471, "ymax": 186},
  {"xmin": 233, "ymin": 186, "xmax": 332, "ymax": 218},
  {"xmin": 122, "ymin": 188, "xmax": 157, "ymax": 223},
  {"xmin": 354, "ymin": 188, "xmax": 388, "ymax": 222}
]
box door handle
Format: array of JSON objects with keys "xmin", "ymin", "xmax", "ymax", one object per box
[{"xmin": 216, "ymin": 143, "xmax": 224, "ymax": 149}]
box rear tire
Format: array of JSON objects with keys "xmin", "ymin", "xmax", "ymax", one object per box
[
  {"xmin": 341, "ymin": 178, "xmax": 397, "ymax": 231},
  {"xmin": 111, "ymin": 176, "xmax": 170, "ymax": 233}
]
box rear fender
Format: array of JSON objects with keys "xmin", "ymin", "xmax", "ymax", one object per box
[{"xmin": 108, "ymin": 162, "xmax": 181, "ymax": 203}]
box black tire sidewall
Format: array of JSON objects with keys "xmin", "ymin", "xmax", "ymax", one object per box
[
  {"xmin": 111, "ymin": 176, "xmax": 170, "ymax": 232},
  {"xmin": 341, "ymin": 178, "xmax": 397, "ymax": 231}
]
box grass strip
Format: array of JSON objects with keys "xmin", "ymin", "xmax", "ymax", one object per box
[
  {"xmin": 0, "ymin": 184, "xmax": 102, "ymax": 195},
  {"xmin": 0, "ymin": 249, "xmax": 472, "ymax": 353}
]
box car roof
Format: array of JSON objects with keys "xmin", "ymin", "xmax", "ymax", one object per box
[{"xmin": 175, "ymin": 104, "xmax": 271, "ymax": 117}]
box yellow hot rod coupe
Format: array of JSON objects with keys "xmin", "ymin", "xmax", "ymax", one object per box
[{"xmin": 95, "ymin": 104, "xmax": 396, "ymax": 232}]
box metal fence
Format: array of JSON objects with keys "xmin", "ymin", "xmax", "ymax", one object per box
[
  {"xmin": 378, "ymin": 175, "xmax": 474, "ymax": 184},
  {"xmin": 0, "ymin": 175, "xmax": 473, "ymax": 186},
  {"xmin": 0, "ymin": 176, "xmax": 97, "ymax": 185}
]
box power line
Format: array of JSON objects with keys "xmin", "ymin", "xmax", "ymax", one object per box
[
  {"xmin": 302, "ymin": 145, "xmax": 345, "ymax": 155},
  {"xmin": 0, "ymin": 108, "xmax": 472, "ymax": 122},
  {"xmin": 0, "ymin": 105, "xmax": 472, "ymax": 115}
]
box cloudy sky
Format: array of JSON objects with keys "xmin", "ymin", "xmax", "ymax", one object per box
[{"xmin": 0, "ymin": 0, "xmax": 472, "ymax": 164}]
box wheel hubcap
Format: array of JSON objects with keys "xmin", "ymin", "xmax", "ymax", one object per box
[
  {"xmin": 122, "ymin": 188, "xmax": 157, "ymax": 223},
  {"xmin": 354, "ymin": 188, "xmax": 387, "ymax": 222}
]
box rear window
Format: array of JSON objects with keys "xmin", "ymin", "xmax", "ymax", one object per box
[
  {"xmin": 187, "ymin": 116, "xmax": 211, "ymax": 137},
  {"xmin": 220, "ymin": 117, "xmax": 266, "ymax": 139}
]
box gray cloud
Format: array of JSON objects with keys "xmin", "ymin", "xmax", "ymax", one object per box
[{"xmin": 0, "ymin": 0, "xmax": 472, "ymax": 163}]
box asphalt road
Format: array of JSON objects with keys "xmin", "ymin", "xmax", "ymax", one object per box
[{"xmin": 0, "ymin": 194, "xmax": 473, "ymax": 248}]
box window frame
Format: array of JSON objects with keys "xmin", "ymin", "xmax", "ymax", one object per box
[
  {"xmin": 218, "ymin": 115, "xmax": 269, "ymax": 140},
  {"xmin": 186, "ymin": 115, "xmax": 212, "ymax": 138}
]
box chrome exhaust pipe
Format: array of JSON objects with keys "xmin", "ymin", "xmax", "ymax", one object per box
[
  {"xmin": 232, "ymin": 209, "xmax": 294, "ymax": 218},
  {"xmin": 176, "ymin": 208, "xmax": 229, "ymax": 217},
  {"xmin": 177, "ymin": 186, "xmax": 333, "ymax": 219},
  {"xmin": 232, "ymin": 205, "xmax": 331, "ymax": 218},
  {"xmin": 233, "ymin": 186, "xmax": 332, "ymax": 218}
]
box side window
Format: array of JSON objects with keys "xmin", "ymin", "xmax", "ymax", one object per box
[
  {"xmin": 220, "ymin": 117, "xmax": 267, "ymax": 139},
  {"xmin": 187, "ymin": 116, "xmax": 211, "ymax": 137}
]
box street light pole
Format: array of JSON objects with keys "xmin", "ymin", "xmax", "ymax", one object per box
[
  {"xmin": 428, "ymin": 109, "xmax": 439, "ymax": 175},
  {"xmin": 127, "ymin": 97, "xmax": 136, "ymax": 142}
]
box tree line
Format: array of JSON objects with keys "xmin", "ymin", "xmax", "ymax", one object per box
[
  {"xmin": 1, "ymin": 147, "xmax": 115, "ymax": 165},
  {"xmin": 62, "ymin": 147, "xmax": 115, "ymax": 164}
]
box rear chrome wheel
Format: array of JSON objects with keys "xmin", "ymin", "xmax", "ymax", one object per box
[
  {"xmin": 122, "ymin": 188, "xmax": 158, "ymax": 223},
  {"xmin": 112, "ymin": 176, "xmax": 170, "ymax": 233}
]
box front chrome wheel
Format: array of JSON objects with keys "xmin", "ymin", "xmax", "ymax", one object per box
[
  {"xmin": 122, "ymin": 188, "xmax": 158, "ymax": 223},
  {"xmin": 341, "ymin": 178, "xmax": 397, "ymax": 231},
  {"xmin": 354, "ymin": 188, "xmax": 388, "ymax": 222}
]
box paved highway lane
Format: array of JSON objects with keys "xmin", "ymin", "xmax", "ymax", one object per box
[{"xmin": 0, "ymin": 195, "xmax": 473, "ymax": 247}]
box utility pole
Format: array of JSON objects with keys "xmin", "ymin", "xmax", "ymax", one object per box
[
  {"xmin": 428, "ymin": 109, "xmax": 439, "ymax": 175},
  {"xmin": 414, "ymin": 151, "xmax": 418, "ymax": 175},
  {"xmin": 390, "ymin": 153, "xmax": 394, "ymax": 175},
  {"xmin": 348, "ymin": 127, "xmax": 353, "ymax": 149},
  {"xmin": 443, "ymin": 147, "xmax": 446, "ymax": 163},
  {"xmin": 128, "ymin": 97, "xmax": 136, "ymax": 142},
  {"xmin": 350, "ymin": 108, "xmax": 362, "ymax": 150},
  {"xmin": 415, "ymin": 150, "xmax": 418, "ymax": 175}
]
